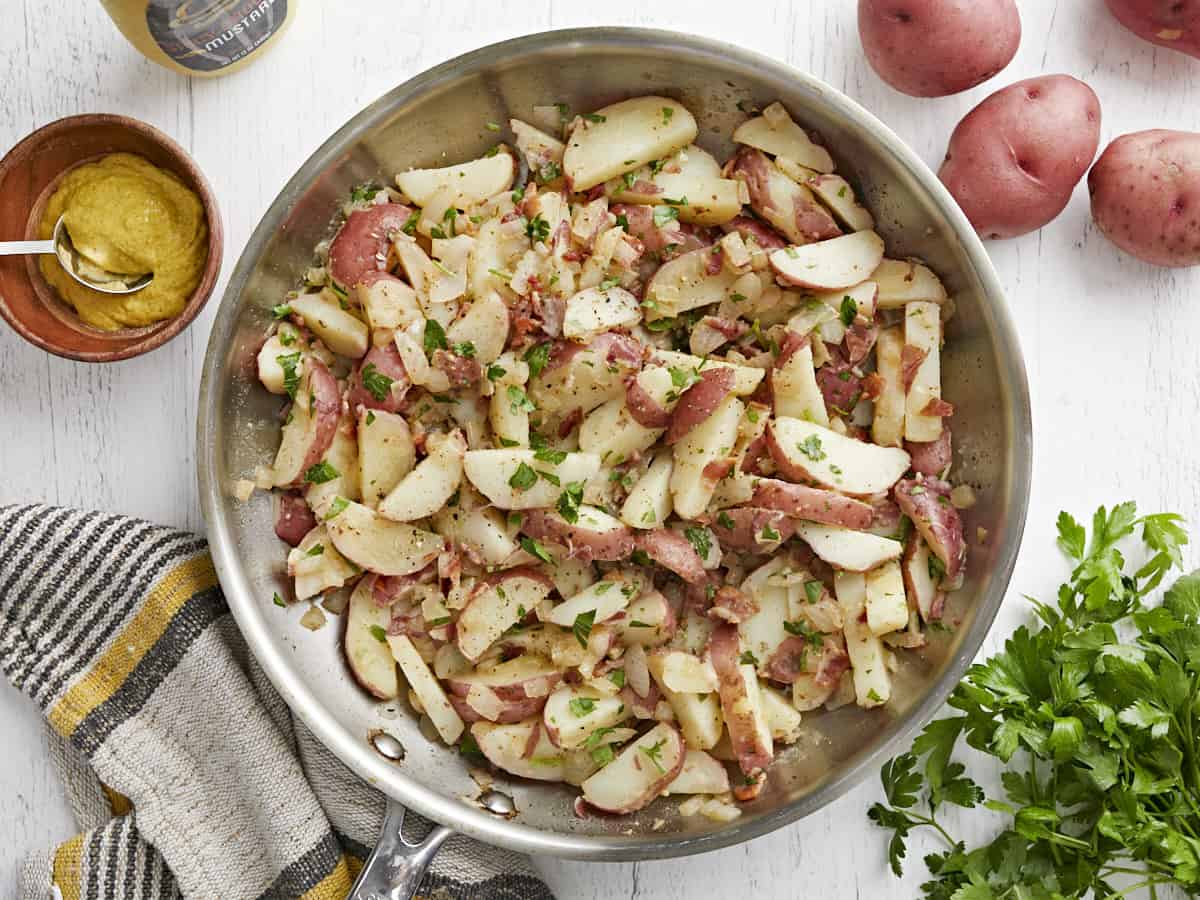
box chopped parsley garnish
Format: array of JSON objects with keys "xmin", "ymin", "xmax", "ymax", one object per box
[
  {"xmin": 272, "ymin": 592, "xmax": 286, "ymax": 608},
  {"xmin": 640, "ymin": 739, "xmax": 666, "ymax": 774},
  {"xmin": 536, "ymin": 469, "xmax": 560, "ymax": 486},
  {"xmin": 349, "ymin": 184, "xmax": 380, "ymax": 203},
  {"xmin": 423, "ymin": 318, "xmax": 448, "ymax": 355},
  {"xmin": 804, "ymin": 580, "xmax": 824, "ymax": 604},
  {"xmin": 323, "ymin": 497, "xmax": 349, "ymax": 520},
  {"xmin": 662, "ymin": 195, "xmax": 688, "ymax": 207},
  {"xmin": 631, "ymin": 548, "xmax": 652, "ymax": 567},
  {"xmin": 866, "ymin": 688, "xmax": 883, "ymax": 703},
  {"xmin": 783, "ymin": 620, "xmax": 824, "ymax": 645},
  {"xmin": 533, "ymin": 445, "xmax": 568, "ymax": 465},
  {"xmin": 928, "ymin": 553, "xmax": 947, "ymax": 581},
  {"xmin": 661, "ymin": 106, "xmax": 674, "ymax": 124},
  {"xmin": 615, "ymin": 213, "xmax": 629, "ymax": 230},
  {"xmin": 628, "ymin": 620, "xmax": 652, "ymax": 628},
  {"xmin": 368, "ymin": 624, "xmax": 388, "ymax": 643},
  {"xmin": 509, "ymin": 462, "xmax": 538, "ymax": 491},
  {"xmin": 520, "ymin": 535, "xmax": 556, "ymax": 566},
  {"xmin": 507, "ymin": 385, "xmax": 535, "ymax": 415},
  {"xmin": 608, "ymin": 669, "xmax": 626, "ymax": 689},
  {"xmin": 276, "ymin": 352, "xmax": 302, "ymax": 399},
  {"xmin": 572, "ymin": 609, "xmax": 596, "ymax": 648},
  {"xmin": 523, "ymin": 342, "xmax": 551, "ymax": 379},
  {"xmin": 591, "ymin": 744, "xmax": 615, "ymax": 766},
  {"xmin": 555, "ymin": 102, "xmax": 571, "ymax": 122},
  {"xmin": 586, "ymin": 726, "xmax": 616, "ymax": 750},
  {"xmin": 599, "ymin": 276, "xmax": 621, "ymax": 291},
  {"xmin": 304, "ymin": 461, "xmax": 339, "ymax": 484},
  {"xmin": 652, "ymin": 204, "xmax": 680, "ymax": 229},
  {"xmin": 452, "ymin": 341, "xmax": 476, "ymax": 359},
  {"xmin": 498, "ymin": 437, "xmax": 519, "ymax": 447},
  {"xmin": 540, "ymin": 161, "xmax": 562, "ymax": 181},
  {"xmin": 271, "ymin": 303, "xmax": 292, "ymax": 319},
  {"xmin": 360, "ymin": 363, "xmax": 394, "ymax": 402},
  {"xmin": 569, "ymin": 698, "xmax": 597, "ymax": 717},
  {"xmin": 797, "ymin": 435, "xmax": 827, "ymax": 462},
  {"xmin": 486, "ymin": 364, "xmax": 506, "ymax": 382},
  {"xmin": 683, "ymin": 526, "xmax": 712, "ymax": 559},
  {"xmin": 729, "ymin": 292, "xmax": 747, "ymax": 303},
  {"xmin": 839, "ymin": 295, "xmax": 859, "ymax": 327},
  {"xmin": 305, "ymin": 543, "xmax": 324, "ymax": 557},
  {"xmin": 427, "ymin": 615, "xmax": 451, "ymax": 627},
  {"xmin": 740, "ymin": 650, "xmax": 759, "ymax": 666},
  {"xmin": 760, "ymin": 524, "xmax": 781, "ymax": 542},
  {"xmin": 525, "ymin": 214, "xmax": 550, "ymax": 243},
  {"xmin": 485, "ymin": 121, "xmax": 500, "ymax": 131},
  {"xmin": 556, "ymin": 481, "xmax": 585, "ymax": 524},
  {"xmin": 581, "ymin": 112, "xmax": 606, "ymax": 123},
  {"xmin": 401, "ymin": 211, "xmax": 419, "ymax": 235},
  {"xmin": 365, "ymin": 411, "xmax": 376, "ymax": 425},
  {"xmin": 717, "ymin": 511, "xmax": 736, "ymax": 530}
]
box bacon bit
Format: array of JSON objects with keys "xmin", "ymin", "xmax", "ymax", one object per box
[
  {"xmin": 432, "ymin": 349, "xmax": 481, "ymax": 387},
  {"xmin": 774, "ymin": 330, "xmax": 810, "ymax": 368},
  {"xmin": 764, "ymin": 636, "xmax": 809, "ymax": 683},
  {"xmin": 631, "ymin": 179, "xmax": 661, "ymax": 195},
  {"xmin": 558, "ymin": 408, "xmax": 583, "ymax": 438},
  {"xmin": 844, "ymin": 320, "xmax": 878, "ymax": 365},
  {"xmin": 373, "ymin": 565, "xmax": 436, "ymax": 606},
  {"xmin": 732, "ymin": 772, "xmax": 766, "ymax": 802},
  {"xmin": 705, "ymin": 246, "xmax": 725, "ymax": 276},
  {"xmin": 387, "ymin": 602, "xmax": 427, "ymax": 637},
  {"xmin": 584, "ymin": 184, "xmax": 606, "ymax": 202},
  {"xmin": 275, "ymin": 492, "xmax": 316, "ymax": 547},
  {"xmin": 705, "ymin": 316, "xmax": 750, "ymax": 342},
  {"xmin": 861, "ymin": 372, "xmax": 885, "ymax": 401},
  {"xmin": 708, "ymin": 585, "xmax": 759, "ymax": 624},
  {"xmin": 594, "ymin": 332, "xmax": 644, "ymax": 368},
  {"xmin": 703, "ymin": 458, "xmax": 736, "ymax": 481},
  {"xmin": 813, "ymin": 641, "xmax": 851, "ymax": 688},
  {"xmin": 921, "ymin": 397, "xmax": 955, "ymax": 418},
  {"xmin": 900, "ymin": 345, "xmax": 928, "ymax": 391},
  {"xmin": 684, "ymin": 575, "xmax": 719, "ymax": 614},
  {"xmin": 720, "ymin": 214, "xmax": 788, "ymax": 250}
]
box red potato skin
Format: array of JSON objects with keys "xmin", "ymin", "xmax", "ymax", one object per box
[
  {"xmin": 275, "ymin": 492, "xmax": 317, "ymax": 546},
  {"xmin": 709, "ymin": 508, "xmax": 796, "ymax": 553},
  {"xmin": 938, "ymin": 76, "xmax": 1102, "ymax": 239},
  {"xmin": 347, "ymin": 342, "xmax": 410, "ymax": 413},
  {"xmin": 447, "ymin": 693, "xmax": 549, "ymax": 724},
  {"xmin": 720, "ymin": 215, "xmax": 789, "ymax": 250},
  {"xmin": 1105, "ymin": 0, "xmax": 1200, "ymax": 59},
  {"xmin": 634, "ymin": 529, "xmax": 707, "ymax": 583},
  {"xmin": 520, "ymin": 511, "xmax": 636, "ymax": 562},
  {"xmin": 728, "ymin": 148, "xmax": 841, "ymax": 245},
  {"xmin": 751, "ymin": 479, "xmax": 875, "ymax": 529},
  {"xmin": 625, "ymin": 378, "xmax": 672, "ymax": 428},
  {"xmin": 893, "ymin": 477, "xmax": 967, "ymax": 581},
  {"xmin": 328, "ymin": 203, "xmax": 414, "ymax": 289},
  {"xmin": 664, "ymin": 367, "xmax": 736, "ymax": 444},
  {"xmin": 1089, "ymin": 130, "xmax": 1200, "ymax": 268},
  {"xmin": 708, "ymin": 624, "xmax": 773, "ymax": 775},
  {"xmin": 285, "ymin": 360, "xmax": 342, "ymax": 487},
  {"xmin": 907, "ymin": 426, "xmax": 953, "ymax": 476},
  {"xmin": 858, "ymin": 0, "xmax": 1021, "ymax": 98}
]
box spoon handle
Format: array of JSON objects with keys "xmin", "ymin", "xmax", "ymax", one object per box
[{"xmin": 0, "ymin": 239, "xmax": 56, "ymax": 256}]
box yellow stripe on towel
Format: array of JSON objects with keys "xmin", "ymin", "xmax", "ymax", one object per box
[
  {"xmin": 47, "ymin": 555, "xmax": 217, "ymax": 738},
  {"xmin": 298, "ymin": 854, "xmax": 357, "ymax": 900},
  {"xmin": 51, "ymin": 833, "xmax": 84, "ymax": 900}
]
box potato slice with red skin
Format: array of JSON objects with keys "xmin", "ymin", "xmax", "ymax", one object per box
[
  {"xmin": 902, "ymin": 533, "xmax": 944, "ymax": 624},
  {"xmin": 521, "ymin": 506, "xmax": 635, "ymax": 562},
  {"xmin": 326, "ymin": 500, "xmax": 444, "ymax": 576},
  {"xmin": 634, "ymin": 528, "xmax": 706, "ymax": 583},
  {"xmin": 347, "ymin": 342, "xmax": 410, "ymax": 413},
  {"xmin": 751, "ymin": 478, "xmax": 874, "ymax": 529},
  {"xmin": 472, "ymin": 720, "xmax": 566, "ymax": 781},
  {"xmin": 546, "ymin": 572, "xmax": 641, "ymax": 628},
  {"xmin": 907, "ymin": 425, "xmax": 953, "ymax": 476},
  {"xmin": 733, "ymin": 103, "xmax": 835, "ymax": 174},
  {"xmin": 613, "ymin": 589, "xmax": 676, "ymax": 648},
  {"xmin": 728, "ymin": 147, "xmax": 841, "ymax": 245},
  {"xmin": 455, "ymin": 568, "xmax": 555, "ymax": 662},
  {"xmin": 766, "ymin": 416, "xmax": 911, "ymax": 496},
  {"xmin": 445, "ymin": 654, "xmax": 562, "ymax": 702},
  {"xmin": 328, "ymin": 203, "xmax": 414, "ymax": 289},
  {"xmin": 894, "ymin": 477, "xmax": 966, "ymax": 581},
  {"xmin": 463, "ymin": 449, "xmax": 602, "ymax": 510},
  {"xmin": 708, "ymin": 624, "xmax": 773, "ymax": 775},
  {"xmin": 344, "ymin": 577, "xmax": 398, "ymax": 700},
  {"xmin": 708, "ymin": 508, "xmax": 795, "ymax": 554},
  {"xmin": 795, "ymin": 522, "xmax": 903, "ymax": 572},
  {"xmin": 270, "ymin": 360, "xmax": 341, "ymax": 488},
  {"xmin": 770, "ymin": 231, "xmax": 885, "ymax": 291},
  {"xmin": 664, "ymin": 367, "xmax": 736, "ymax": 445},
  {"xmin": 542, "ymin": 685, "xmax": 629, "ymax": 749},
  {"xmin": 448, "ymin": 691, "xmax": 549, "ymax": 725},
  {"xmin": 580, "ymin": 722, "xmax": 687, "ymax": 814},
  {"xmin": 275, "ymin": 492, "xmax": 316, "ymax": 546},
  {"xmin": 665, "ymin": 749, "xmax": 731, "ymax": 795}
]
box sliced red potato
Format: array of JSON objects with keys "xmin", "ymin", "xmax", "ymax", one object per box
[
  {"xmin": 344, "ymin": 577, "xmax": 399, "ymax": 700},
  {"xmin": 907, "ymin": 426, "xmax": 953, "ymax": 477},
  {"xmin": 871, "ymin": 258, "xmax": 948, "ymax": 309},
  {"xmin": 834, "ymin": 571, "xmax": 891, "ymax": 708},
  {"xmin": 580, "ymin": 366, "xmax": 674, "ymax": 464},
  {"xmin": 902, "ymin": 534, "xmax": 942, "ymax": 624},
  {"xmin": 904, "ymin": 300, "xmax": 943, "ymax": 442},
  {"xmin": 563, "ymin": 96, "xmax": 697, "ymax": 191},
  {"xmin": 664, "ymin": 367, "xmax": 736, "ymax": 446},
  {"xmin": 446, "ymin": 290, "xmax": 509, "ymax": 365},
  {"xmin": 737, "ymin": 559, "xmax": 792, "ymax": 668},
  {"xmin": 632, "ymin": 528, "xmax": 704, "ymax": 583},
  {"xmin": 751, "ymin": 478, "xmax": 874, "ymax": 530},
  {"xmin": 767, "ymin": 416, "xmax": 910, "ymax": 495},
  {"xmin": 665, "ymin": 749, "xmax": 731, "ymax": 795},
  {"xmin": 646, "ymin": 652, "xmax": 723, "ymax": 750},
  {"xmin": 542, "ymin": 685, "xmax": 629, "ymax": 749},
  {"xmin": 643, "ymin": 247, "xmax": 740, "ymax": 320},
  {"xmin": 290, "ymin": 290, "xmax": 370, "ymax": 359},
  {"xmin": 357, "ymin": 409, "xmax": 416, "ymax": 508},
  {"xmin": 377, "ymin": 430, "xmax": 467, "ymax": 522},
  {"xmin": 770, "ymin": 337, "xmax": 828, "ymax": 426},
  {"xmin": 455, "ymin": 568, "xmax": 554, "ymax": 661},
  {"xmin": 511, "ymin": 118, "xmax": 565, "ymax": 177},
  {"xmin": 270, "ymin": 361, "xmax": 341, "ymax": 487},
  {"xmin": 580, "ymin": 721, "xmax": 687, "ymax": 813},
  {"xmin": 463, "ymin": 449, "xmax": 602, "ymax": 510},
  {"xmin": 388, "ymin": 633, "xmax": 464, "ymax": 745},
  {"xmin": 522, "ymin": 506, "xmax": 636, "ymax": 563},
  {"xmin": 347, "ymin": 341, "xmax": 410, "ymax": 413},
  {"xmin": 657, "ymin": 650, "xmax": 719, "ymax": 694},
  {"xmin": 325, "ymin": 499, "xmax": 443, "ymax": 576},
  {"xmin": 304, "ymin": 412, "xmax": 361, "ymax": 516},
  {"xmin": 708, "ymin": 624, "xmax": 774, "ymax": 775},
  {"xmin": 487, "ymin": 351, "xmax": 531, "ymax": 448},
  {"xmin": 613, "ymin": 589, "xmax": 676, "ymax": 648},
  {"xmin": 257, "ymin": 328, "xmax": 304, "ymax": 395},
  {"xmin": 562, "ymin": 286, "xmax": 641, "ymax": 339},
  {"xmin": 395, "ymin": 150, "xmax": 515, "ymax": 207},
  {"xmin": 733, "ymin": 102, "xmax": 835, "ymax": 173},
  {"xmin": 449, "ymin": 688, "xmax": 547, "ymax": 724},
  {"xmin": 651, "ymin": 350, "xmax": 765, "ymax": 397},
  {"xmin": 288, "ymin": 525, "xmax": 357, "ymax": 600},
  {"xmin": 528, "ymin": 340, "xmax": 640, "ymax": 422},
  {"xmin": 670, "ymin": 395, "xmax": 744, "ymax": 519},
  {"xmin": 760, "ymin": 685, "xmax": 803, "ymax": 743},
  {"xmin": 773, "ymin": 157, "xmax": 874, "ymax": 233},
  {"xmin": 729, "ymin": 148, "xmax": 841, "ymax": 246},
  {"xmin": 771, "ymin": 231, "xmax": 886, "ymax": 291},
  {"xmin": 894, "ymin": 477, "xmax": 966, "ymax": 582},
  {"xmin": 872, "ymin": 326, "xmax": 906, "ymax": 448},
  {"xmin": 355, "ymin": 272, "xmax": 423, "ymax": 332},
  {"xmin": 709, "ymin": 470, "xmax": 757, "ymax": 510},
  {"xmin": 864, "ymin": 559, "xmax": 908, "ymax": 636},
  {"xmin": 328, "ymin": 203, "xmax": 414, "ymax": 290},
  {"xmin": 619, "ymin": 452, "xmax": 674, "ymax": 530},
  {"xmin": 472, "ymin": 720, "xmax": 565, "ymax": 781},
  {"xmin": 610, "ymin": 144, "xmax": 742, "ymax": 225},
  {"xmin": 792, "ymin": 672, "xmax": 839, "ymax": 712},
  {"xmin": 275, "ymin": 491, "xmax": 317, "ymax": 547},
  {"xmin": 546, "ymin": 571, "xmax": 641, "ymax": 627},
  {"xmin": 709, "ymin": 507, "xmax": 795, "ymax": 553},
  {"xmin": 433, "ymin": 498, "xmax": 520, "ymax": 568},
  {"xmin": 795, "ymin": 522, "xmax": 903, "ymax": 572}
]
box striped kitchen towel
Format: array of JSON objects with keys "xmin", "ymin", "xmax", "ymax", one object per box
[{"xmin": 0, "ymin": 504, "xmax": 554, "ymax": 900}]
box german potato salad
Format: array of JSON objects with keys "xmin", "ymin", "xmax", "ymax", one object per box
[{"xmin": 251, "ymin": 96, "xmax": 970, "ymax": 818}]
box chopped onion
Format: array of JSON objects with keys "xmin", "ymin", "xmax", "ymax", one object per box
[
  {"xmin": 950, "ymin": 484, "xmax": 977, "ymax": 509},
  {"xmin": 624, "ymin": 644, "xmax": 650, "ymax": 698},
  {"xmin": 233, "ymin": 479, "xmax": 256, "ymax": 502},
  {"xmin": 299, "ymin": 605, "xmax": 326, "ymax": 631}
]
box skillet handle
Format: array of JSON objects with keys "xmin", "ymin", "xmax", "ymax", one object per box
[{"xmin": 348, "ymin": 798, "xmax": 453, "ymax": 900}]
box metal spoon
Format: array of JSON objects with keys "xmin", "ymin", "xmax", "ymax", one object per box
[{"xmin": 0, "ymin": 215, "xmax": 153, "ymax": 294}]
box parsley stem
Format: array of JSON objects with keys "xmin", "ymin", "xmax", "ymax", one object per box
[{"xmin": 904, "ymin": 810, "xmax": 957, "ymax": 849}]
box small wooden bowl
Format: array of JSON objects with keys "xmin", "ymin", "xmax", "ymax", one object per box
[{"xmin": 0, "ymin": 114, "xmax": 223, "ymax": 362}]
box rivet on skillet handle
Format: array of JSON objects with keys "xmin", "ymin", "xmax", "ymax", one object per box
[{"xmin": 348, "ymin": 798, "xmax": 453, "ymax": 900}]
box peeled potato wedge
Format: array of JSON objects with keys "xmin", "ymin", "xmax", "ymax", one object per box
[
  {"xmin": 733, "ymin": 102, "xmax": 835, "ymax": 173},
  {"xmin": 563, "ymin": 96, "xmax": 698, "ymax": 191},
  {"xmin": 767, "ymin": 416, "xmax": 911, "ymax": 495},
  {"xmin": 771, "ymin": 231, "xmax": 886, "ymax": 291},
  {"xmin": 644, "ymin": 248, "xmax": 740, "ymax": 320},
  {"xmin": 395, "ymin": 150, "xmax": 516, "ymax": 207},
  {"xmin": 796, "ymin": 522, "xmax": 903, "ymax": 572},
  {"xmin": 326, "ymin": 499, "xmax": 443, "ymax": 576},
  {"xmin": 377, "ymin": 430, "xmax": 467, "ymax": 523},
  {"xmin": 344, "ymin": 577, "xmax": 399, "ymax": 700},
  {"xmin": 580, "ymin": 721, "xmax": 686, "ymax": 813},
  {"xmin": 610, "ymin": 145, "xmax": 742, "ymax": 225},
  {"xmin": 388, "ymin": 633, "xmax": 464, "ymax": 745},
  {"xmin": 463, "ymin": 449, "xmax": 602, "ymax": 510},
  {"xmin": 289, "ymin": 290, "xmax": 370, "ymax": 359}
]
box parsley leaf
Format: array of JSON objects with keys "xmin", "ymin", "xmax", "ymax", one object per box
[
  {"xmin": 639, "ymin": 739, "xmax": 666, "ymax": 774},
  {"xmin": 423, "ymin": 319, "xmax": 448, "ymax": 355},
  {"xmin": 507, "ymin": 385, "xmax": 535, "ymax": 415},
  {"xmin": 796, "ymin": 435, "xmax": 826, "ymax": 461},
  {"xmin": 359, "ymin": 363, "xmax": 394, "ymax": 402},
  {"xmin": 556, "ymin": 481, "xmax": 585, "ymax": 524},
  {"xmin": 509, "ymin": 462, "xmax": 538, "ymax": 491},
  {"xmin": 304, "ymin": 461, "xmax": 339, "ymax": 484},
  {"xmin": 683, "ymin": 526, "xmax": 711, "ymax": 559},
  {"xmin": 523, "ymin": 342, "xmax": 551, "ymax": 379},
  {"xmin": 520, "ymin": 535, "xmax": 556, "ymax": 566},
  {"xmin": 572, "ymin": 609, "xmax": 595, "ymax": 648},
  {"xmin": 652, "ymin": 204, "xmax": 679, "ymax": 229},
  {"xmin": 276, "ymin": 352, "xmax": 302, "ymax": 400},
  {"xmin": 569, "ymin": 697, "xmax": 596, "ymax": 717},
  {"xmin": 838, "ymin": 294, "xmax": 858, "ymax": 327}
]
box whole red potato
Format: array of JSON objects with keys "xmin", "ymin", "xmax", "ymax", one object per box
[
  {"xmin": 1089, "ymin": 130, "xmax": 1200, "ymax": 268},
  {"xmin": 858, "ymin": 0, "xmax": 1021, "ymax": 97},
  {"xmin": 938, "ymin": 75, "xmax": 1102, "ymax": 239},
  {"xmin": 1105, "ymin": 0, "xmax": 1200, "ymax": 59}
]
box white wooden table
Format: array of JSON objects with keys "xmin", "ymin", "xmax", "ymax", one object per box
[{"xmin": 3, "ymin": 1, "xmax": 1199, "ymax": 896}]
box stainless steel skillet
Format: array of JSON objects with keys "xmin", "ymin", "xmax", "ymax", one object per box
[{"xmin": 197, "ymin": 26, "xmax": 1031, "ymax": 898}]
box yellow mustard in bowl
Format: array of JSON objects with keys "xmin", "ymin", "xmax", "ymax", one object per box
[{"xmin": 38, "ymin": 152, "xmax": 209, "ymax": 331}]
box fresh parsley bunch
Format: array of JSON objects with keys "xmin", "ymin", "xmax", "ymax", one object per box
[{"xmin": 869, "ymin": 503, "xmax": 1199, "ymax": 899}]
